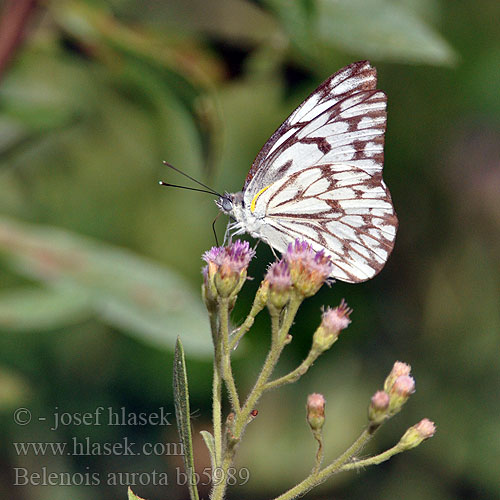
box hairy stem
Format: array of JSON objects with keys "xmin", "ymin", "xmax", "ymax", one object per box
[
  {"xmin": 209, "ymin": 309, "xmax": 223, "ymax": 468},
  {"xmin": 211, "ymin": 298, "xmax": 300, "ymax": 500},
  {"xmin": 339, "ymin": 441, "xmax": 405, "ymax": 471},
  {"xmin": 229, "ymin": 294, "xmax": 266, "ymax": 350},
  {"xmin": 264, "ymin": 349, "xmax": 319, "ymax": 391},
  {"xmin": 219, "ymin": 298, "xmax": 241, "ymax": 413},
  {"xmin": 312, "ymin": 430, "xmax": 324, "ymax": 475}
]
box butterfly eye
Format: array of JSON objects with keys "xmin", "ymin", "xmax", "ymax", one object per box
[{"xmin": 219, "ymin": 196, "xmax": 233, "ymax": 213}]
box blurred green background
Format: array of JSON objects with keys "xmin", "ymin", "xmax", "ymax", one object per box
[{"xmin": 0, "ymin": 0, "xmax": 499, "ymax": 499}]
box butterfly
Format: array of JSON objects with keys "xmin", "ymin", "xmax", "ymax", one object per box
[{"xmin": 216, "ymin": 61, "xmax": 397, "ymax": 283}]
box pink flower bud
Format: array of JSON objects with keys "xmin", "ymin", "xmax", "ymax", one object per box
[
  {"xmin": 388, "ymin": 375, "xmax": 415, "ymax": 414},
  {"xmin": 384, "ymin": 361, "xmax": 412, "ymax": 392},
  {"xmin": 415, "ymin": 418, "xmax": 436, "ymax": 439},
  {"xmin": 399, "ymin": 418, "xmax": 436, "ymax": 449},
  {"xmin": 391, "ymin": 375, "xmax": 416, "ymax": 397},
  {"xmin": 312, "ymin": 300, "xmax": 352, "ymax": 353},
  {"xmin": 368, "ymin": 390, "xmax": 390, "ymax": 424},
  {"xmin": 371, "ymin": 390, "xmax": 390, "ymax": 410},
  {"xmin": 321, "ymin": 300, "xmax": 352, "ymax": 332},
  {"xmin": 307, "ymin": 393, "xmax": 326, "ymax": 431}
]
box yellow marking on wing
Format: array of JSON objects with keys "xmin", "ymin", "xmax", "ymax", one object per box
[{"xmin": 250, "ymin": 185, "xmax": 271, "ymax": 213}]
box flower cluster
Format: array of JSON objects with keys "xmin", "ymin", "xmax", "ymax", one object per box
[
  {"xmin": 369, "ymin": 361, "xmax": 416, "ymax": 425},
  {"xmin": 193, "ymin": 238, "xmax": 435, "ymax": 500}
]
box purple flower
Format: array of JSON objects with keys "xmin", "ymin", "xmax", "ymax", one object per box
[
  {"xmin": 202, "ymin": 240, "xmax": 255, "ymax": 297},
  {"xmin": 265, "ymin": 259, "xmax": 292, "ymax": 309},
  {"xmin": 265, "ymin": 260, "xmax": 292, "ymax": 291},
  {"xmin": 285, "ymin": 239, "xmax": 333, "ymax": 297},
  {"xmin": 203, "ymin": 241, "xmax": 255, "ymax": 278}
]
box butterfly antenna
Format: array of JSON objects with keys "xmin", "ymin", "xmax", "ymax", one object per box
[
  {"xmin": 158, "ymin": 181, "xmax": 219, "ymax": 196},
  {"xmin": 163, "ymin": 161, "xmax": 222, "ymax": 197}
]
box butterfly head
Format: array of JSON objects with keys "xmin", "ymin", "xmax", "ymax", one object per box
[{"xmin": 216, "ymin": 192, "xmax": 243, "ymax": 215}]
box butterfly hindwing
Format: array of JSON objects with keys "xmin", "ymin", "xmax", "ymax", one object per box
[{"xmin": 250, "ymin": 165, "xmax": 397, "ymax": 282}]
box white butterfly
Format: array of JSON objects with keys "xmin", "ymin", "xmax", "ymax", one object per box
[{"xmin": 216, "ymin": 61, "xmax": 398, "ymax": 283}]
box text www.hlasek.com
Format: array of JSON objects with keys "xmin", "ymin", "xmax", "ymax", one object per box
[{"xmin": 13, "ymin": 438, "xmax": 184, "ymax": 457}]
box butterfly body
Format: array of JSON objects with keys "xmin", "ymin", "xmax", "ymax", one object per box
[{"xmin": 218, "ymin": 61, "xmax": 398, "ymax": 283}]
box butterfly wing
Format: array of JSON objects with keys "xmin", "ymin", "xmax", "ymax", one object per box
[
  {"xmin": 250, "ymin": 165, "xmax": 397, "ymax": 283},
  {"xmin": 244, "ymin": 60, "xmax": 385, "ymax": 191},
  {"xmin": 240, "ymin": 60, "xmax": 397, "ymax": 283}
]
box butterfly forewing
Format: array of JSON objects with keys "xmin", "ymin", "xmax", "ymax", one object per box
[
  {"xmin": 230, "ymin": 61, "xmax": 397, "ymax": 283},
  {"xmin": 244, "ymin": 61, "xmax": 383, "ymax": 190}
]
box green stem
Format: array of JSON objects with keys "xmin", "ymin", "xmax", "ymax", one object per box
[
  {"xmin": 312, "ymin": 430, "xmax": 324, "ymax": 475},
  {"xmin": 277, "ymin": 293, "xmax": 302, "ymax": 344},
  {"xmin": 219, "ymin": 298, "xmax": 241, "ymax": 413},
  {"xmin": 272, "ymin": 427, "xmax": 375, "ymax": 500},
  {"xmin": 229, "ymin": 294, "xmax": 266, "ymax": 350},
  {"xmin": 232, "ymin": 306, "xmax": 288, "ymax": 438},
  {"xmin": 208, "ymin": 308, "xmax": 223, "ymax": 469},
  {"xmin": 339, "ymin": 442, "xmax": 404, "ymax": 471},
  {"xmin": 212, "ymin": 350, "xmax": 222, "ymax": 467},
  {"xmin": 211, "ymin": 298, "xmax": 300, "ymax": 500},
  {"xmin": 264, "ymin": 349, "xmax": 319, "ymax": 391}
]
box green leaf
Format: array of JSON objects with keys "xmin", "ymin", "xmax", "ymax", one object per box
[
  {"xmin": 0, "ymin": 217, "xmax": 211, "ymax": 357},
  {"xmin": 127, "ymin": 487, "xmax": 147, "ymax": 500},
  {"xmin": 0, "ymin": 287, "xmax": 91, "ymax": 332},
  {"xmin": 316, "ymin": 0, "xmax": 457, "ymax": 66},
  {"xmin": 173, "ymin": 338, "xmax": 199, "ymax": 500},
  {"xmin": 200, "ymin": 430, "xmax": 217, "ymax": 470}
]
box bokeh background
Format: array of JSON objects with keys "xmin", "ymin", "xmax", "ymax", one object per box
[{"xmin": 0, "ymin": 1, "xmax": 499, "ymax": 499}]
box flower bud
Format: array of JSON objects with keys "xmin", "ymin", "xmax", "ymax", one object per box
[
  {"xmin": 368, "ymin": 390, "xmax": 390, "ymax": 424},
  {"xmin": 399, "ymin": 418, "xmax": 436, "ymax": 450},
  {"xmin": 306, "ymin": 393, "xmax": 326, "ymax": 432},
  {"xmin": 312, "ymin": 300, "xmax": 352, "ymax": 353},
  {"xmin": 388, "ymin": 375, "xmax": 415, "ymax": 414},
  {"xmin": 384, "ymin": 361, "xmax": 411, "ymax": 393},
  {"xmin": 265, "ymin": 259, "xmax": 292, "ymax": 310},
  {"xmin": 202, "ymin": 240, "xmax": 255, "ymax": 299},
  {"xmin": 285, "ymin": 240, "xmax": 333, "ymax": 297}
]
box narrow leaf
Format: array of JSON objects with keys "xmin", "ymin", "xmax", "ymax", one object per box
[
  {"xmin": 127, "ymin": 487, "xmax": 147, "ymax": 500},
  {"xmin": 200, "ymin": 430, "xmax": 217, "ymax": 470},
  {"xmin": 173, "ymin": 337, "xmax": 199, "ymax": 500}
]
